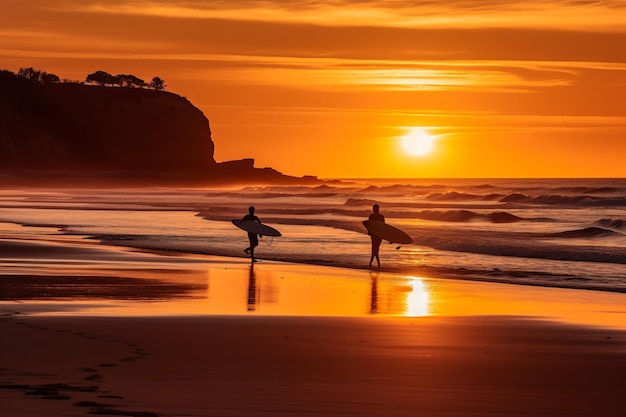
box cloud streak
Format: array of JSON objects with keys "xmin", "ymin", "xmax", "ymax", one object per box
[
  {"xmin": 191, "ymin": 56, "xmax": 582, "ymax": 92},
  {"xmin": 66, "ymin": 0, "xmax": 626, "ymax": 31}
]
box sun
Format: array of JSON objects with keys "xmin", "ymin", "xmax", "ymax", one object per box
[{"xmin": 401, "ymin": 128, "xmax": 435, "ymax": 156}]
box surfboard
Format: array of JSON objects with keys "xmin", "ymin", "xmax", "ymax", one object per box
[
  {"xmin": 362, "ymin": 220, "xmax": 413, "ymax": 244},
  {"xmin": 232, "ymin": 219, "xmax": 282, "ymax": 237}
]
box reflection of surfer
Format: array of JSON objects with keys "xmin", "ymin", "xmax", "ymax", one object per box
[
  {"xmin": 370, "ymin": 271, "xmax": 378, "ymax": 314},
  {"xmin": 247, "ymin": 264, "xmax": 256, "ymax": 311},
  {"xmin": 368, "ymin": 204, "xmax": 385, "ymax": 267},
  {"xmin": 242, "ymin": 206, "xmax": 261, "ymax": 262}
]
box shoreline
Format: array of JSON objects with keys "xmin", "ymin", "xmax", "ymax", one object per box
[
  {"xmin": 4, "ymin": 218, "xmax": 624, "ymax": 295},
  {"xmin": 1, "ymin": 236, "xmax": 626, "ymax": 328},
  {"xmin": 2, "ymin": 236, "xmax": 626, "ymax": 416},
  {"xmin": 70, "ymin": 234, "xmax": 626, "ymax": 296},
  {"xmin": 2, "ymin": 182, "xmax": 626, "ymax": 295}
]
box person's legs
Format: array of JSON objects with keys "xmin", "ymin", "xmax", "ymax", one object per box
[
  {"xmin": 248, "ymin": 233, "xmax": 259, "ymax": 262},
  {"xmin": 370, "ymin": 236, "xmax": 382, "ymax": 267}
]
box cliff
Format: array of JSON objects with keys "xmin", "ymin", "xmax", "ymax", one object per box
[{"xmin": 0, "ymin": 71, "xmax": 315, "ymax": 186}]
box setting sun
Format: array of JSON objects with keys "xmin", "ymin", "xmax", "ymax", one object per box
[{"xmin": 401, "ymin": 128, "xmax": 435, "ymax": 156}]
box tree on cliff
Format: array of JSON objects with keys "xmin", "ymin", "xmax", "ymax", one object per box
[
  {"xmin": 117, "ymin": 74, "xmax": 146, "ymax": 88},
  {"xmin": 149, "ymin": 76, "xmax": 166, "ymax": 91},
  {"xmin": 86, "ymin": 70, "xmax": 118, "ymax": 86},
  {"xmin": 84, "ymin": 70, "xmax": 164, "ymax": 89},
  {"xmin": 17, "ymin": 67, "xmax": 41, "ymax": 82},
  {"xmin": 41, "ymin": 72, "xmax": 60, "ymax": 84},
  {"xmin": 17, "ymin": 67, "xmax": 60, "ymax": 84}
]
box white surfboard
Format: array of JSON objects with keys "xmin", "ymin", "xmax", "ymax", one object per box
[
  {"xmin": 363, "ymin": 220, "xmax": 412, "ymax": 244},
  {"xmin": 232, "ymin": 219, "xmax": 282, "ymax": 237}
]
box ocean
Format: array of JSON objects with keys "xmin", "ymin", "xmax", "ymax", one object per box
[{"xmin": 1, "ymin": 178, "xmax": 625, "ymax": 293}]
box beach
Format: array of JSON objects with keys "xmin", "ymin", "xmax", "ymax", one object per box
[
  {"xmin": 2, "ymin": 237, "xmax": 626, "ymax": 417},
  {"xmin": 2, "ymin": 0, "xmax": 626, "ymax": 414}
]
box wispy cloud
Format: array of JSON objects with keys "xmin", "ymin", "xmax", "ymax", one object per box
[
  {"xmin": 120, "ymin": 54, "xmax": 623, "ymax": 93},
  {"xmin": 6, "ymin": 1, "xmax": 626, "ymax": 65},
  {"xmin": 200, "ymin": 57, "xmax": 577, "ymax": 92},
  {"xmin": 65, "ymin": 0, "xmax": 626, "ymax": 31}
]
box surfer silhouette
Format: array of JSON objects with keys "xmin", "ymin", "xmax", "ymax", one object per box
[
  {"xmin": 368, "ymin": 204, "xmax": 385, "ymax": 267},
  {"xmin": 242, "ymin": 206, "xmax": 261, "ymax": 262}
]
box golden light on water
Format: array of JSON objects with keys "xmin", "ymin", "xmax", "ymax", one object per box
[{"xmin": 404, "ymin": 278, "xmax": 430, "ymax": 316}]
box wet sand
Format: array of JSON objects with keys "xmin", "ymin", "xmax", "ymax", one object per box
[{"xmin": 1, "ymin": 238, "xmax": 626, "ymax": 416}]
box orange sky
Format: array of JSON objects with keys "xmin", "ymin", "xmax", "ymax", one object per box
[{"xmin": 2, "ymin": 0, "xmax": 626, "ymax": 178}]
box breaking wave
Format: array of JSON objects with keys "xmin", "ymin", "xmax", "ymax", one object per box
[
  {"xmin": 545, "ymin": 227, "xmax": 621, "ymax": 239},
  {"xmin": 596, "ymin": 218, "xmax": 626, "ymax": 231},
  {"xmin": 500, "ymin": 194, "xmax": 626, "ymax": 206}
]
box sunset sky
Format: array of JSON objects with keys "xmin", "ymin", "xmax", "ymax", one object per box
[{"xmin": 2, "ymin": 0, "xmax": 626, "ymax": 178}]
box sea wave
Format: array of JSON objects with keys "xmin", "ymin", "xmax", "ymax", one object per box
[
  {"xmin": 551, "ymin": 186, "xmax": 624, "ymax": 195},
  {"xmin": 500, "ymin": 193, "xmax": 626, "ymax": 206},
  {"xmin": 198, "ymin": 207, "xmax": 526, "ymax": 224},
  {"xmin": 413, "ymin": 210, "xmax": 523, "ymax": 223},
  {"xmin": 344, "ymin": 198, "xmax": 381, "ymax": 206},
  {"xmin": 596, "ymin": 218, "xmax": 626, "ymax": 231},
  {"xmin": 545, "ymin": 227, "xmax": 621, "ymax": 239},
  {"xmin": 414, "ymin": 235, "xmax": 626, "ymax": 264},
  {"xmin": 357, "ymin": 184, "xmax": 443, "ymax": 194},
  {"xmin": 425, "ymin": 192, "xmax": 504, "ymax": 201}
]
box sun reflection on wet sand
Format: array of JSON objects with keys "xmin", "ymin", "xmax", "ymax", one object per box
[
  {"xmin": 405, "ymin": 278, "xmax": 430, "ymax": 317},
  {"xmin": 5, "ymin": 254, "xmax": 626, "ymax": 330},
  {"xmin": 370, "ymin": 272, "xmax": 430, "ymax": 316}
]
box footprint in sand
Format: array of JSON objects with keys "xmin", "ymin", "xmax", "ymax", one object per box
[{"xmin": 1, "ymin": 311, "xmax": 159, "ymax": 416}]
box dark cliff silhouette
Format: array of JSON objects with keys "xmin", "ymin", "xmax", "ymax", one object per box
[{"xmin": 0, "ymin": 70, "xmax": 318, "ymax": 186}]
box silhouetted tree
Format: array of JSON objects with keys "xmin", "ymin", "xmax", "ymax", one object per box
[
  {"xmin": 116, "ymin": 74, "xmax": 131, "ymax": 87},
  {"xmin": 16, "ymin": 67, "xmax": 59, "ymax": 84},
  {"xmin": 149, "ymin": 76, "xmax": 166, "ymax": 91},
  {"xmin": 40, "ymin": 72, "xmax": 60, "ymax": 84},
  {"xmin": 0, "ymin": 69, "xmax": 17, "ymax": 79},
  {"xmin": 117, "ymin": 74, "xmax": 146, "ymax": 88},
  {"xmin": 128, "ymin": 74, "xmax": 145, "ymax": 88},
  {"xmin": 86, "ymin": 70, "xmax": 115, "ymax": 86},
  {"xmin": 17, "ymin": 67, "xmax": 40, "ymax": 81}
]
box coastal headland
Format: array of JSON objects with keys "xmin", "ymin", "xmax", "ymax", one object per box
[{"xmin": 0, "ymin": 70, "xmax": 318, "ymax": 186}]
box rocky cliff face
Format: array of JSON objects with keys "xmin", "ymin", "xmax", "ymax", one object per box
[{"xmin": 0, "ymin": 72, "xmax": 313, "ymax": 185}]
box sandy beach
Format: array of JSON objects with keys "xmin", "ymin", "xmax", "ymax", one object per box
[{"xmin": 1, "ymin": 238, "xmax": 626, "ymax": 417}]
